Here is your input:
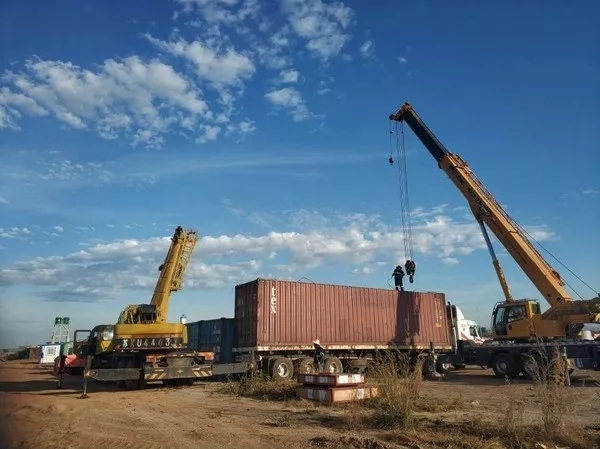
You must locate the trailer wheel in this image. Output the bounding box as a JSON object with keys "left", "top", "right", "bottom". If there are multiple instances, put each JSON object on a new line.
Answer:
{"left": 323, "top": 357, "right": 343, "bottom": 374}
{"left": 348, "top": 359, "right": 370, "bottom": 374}
{"left": 422, "top": 357, "right": 437, "bottom": 376}
{"left": 492, "top": 353, "right": 518, "bottom": 379}
{"left": 295, "top": 357, "right": 315, "bottom": 374}
{"left": 270, "top": 357, "right": 294, "bottom": 381}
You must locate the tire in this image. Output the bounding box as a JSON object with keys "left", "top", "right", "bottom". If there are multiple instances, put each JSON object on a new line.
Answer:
{"left": 295, "top": 357, "right": 315, "bottom": 375}
{"left": 436, "top": 360, "right": 452, "bottom": 374}
{"left": 348, "top": 359, "right": 369, "bottom": 374}
{"left": 323, "top": 357, "right": 343, "bottom": 374}
{"left": 422, "top": 357, "right": 437, "bottom": 376}
{"left": 492, "top": 353, "right": 518, "bottom": 379}
{"left": 269, "top": 357, "right": 294, "bottom": 381}
{"left": 521, "top": 351, "right": 543, "bottom": 381}
{"left": 452, "top": 363, "right": 466, "bottom": 370}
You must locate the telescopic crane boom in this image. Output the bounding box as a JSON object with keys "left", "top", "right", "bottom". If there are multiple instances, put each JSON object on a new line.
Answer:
{"left": 150, "top": 226, "right": 198, "bottom": 323}
{"left": 117, "top": 226, "right": 198, "bottom": 325}
{"left": 389, "top": 102, "right": 600, "bottom": 339}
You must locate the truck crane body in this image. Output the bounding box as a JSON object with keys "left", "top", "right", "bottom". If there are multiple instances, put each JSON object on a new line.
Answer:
{"left": 61, "top": 226, "right": 226, "bottom": 389}
{"left": 389, "top": 102, "right": 600, "bottom": 341}
{"left": 389, "top": 102, "right": 600, "bottom": 379}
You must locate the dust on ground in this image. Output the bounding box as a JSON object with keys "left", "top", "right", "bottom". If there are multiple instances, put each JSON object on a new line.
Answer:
{"left": 1, "top": 360, "right": 599, "bottom": 449}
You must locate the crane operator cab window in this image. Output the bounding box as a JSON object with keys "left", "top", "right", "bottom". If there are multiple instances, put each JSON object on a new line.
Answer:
{"left": 492, "top": 304, "right": 527, "bottom": 337}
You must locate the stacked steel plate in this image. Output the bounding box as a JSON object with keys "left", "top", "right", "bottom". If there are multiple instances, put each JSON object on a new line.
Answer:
{"left": 295, "top": 372, "right": 379, "bottom": 404}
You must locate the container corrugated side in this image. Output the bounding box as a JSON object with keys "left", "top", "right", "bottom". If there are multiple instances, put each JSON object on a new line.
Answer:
{"left": 185, "top": 318, "right": 236, "bottom": 363}
{"left": 234, "top": 278, "right": 451, "bottom": 351}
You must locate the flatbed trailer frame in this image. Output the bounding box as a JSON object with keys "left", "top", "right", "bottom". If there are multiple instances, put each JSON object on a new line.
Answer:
{"left": 234, "top": 342, "right": 456, "bottom": 381}
{"left": 445, "top": 339, "right": 600, "bottom": 379}
{"left": 81, "top": 355, "right": 254, "bottom": 384}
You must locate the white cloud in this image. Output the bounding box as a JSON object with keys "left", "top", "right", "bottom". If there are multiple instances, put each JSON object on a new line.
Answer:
{"left": 359, "top": 39, "right": 374, "bottom": 59}
{"left": 0, "top": 206, "right": 557, "bottom": 302}
{"left": 0, "top": 196, "right": 9, "bottom": 205}
{"left": 144, "top": 35, "right": 255, "bottom": 87}
{"left": 1, "top": 56, "right": 210, "bottom": 148}
{"left": 0, "top": 227, "right": 34, "bottom": 240}
{"left": 53, "top": 226, "right": 64, "bottom": 233}
{"left": 0, "top": 150, "right": 380, "bottom": 201}
{"left": 0, "top": 87, "right": 49, "bottom": 130}
{"left": 280, "top": 68, "right": 299, "bottom": 83}
{"left": 237, "top": 120, "right": 256, "bottom": 134}
{"left": 582, "top": 189, "right": 598, "bottom": 195}
{"left": 1, "top": 0, "right": 364, "bottom": 141}
{"left": 281, "top": 0, "right": 354, "bottom": 61}
{"left": 196, "top": 125, "right": 221, "bottom": 143}
{"left": 174, "top": 0, "right": 260, "bottom": 25}
{"left": 265, "top": 87, "right": 312, "bottom": 121}
{"left": 398, "top": 56, "right": 408, "bottom": 64}
{"left": 40, "top": 160, "right": 112, "bottom": 183}
{"left": 144, "top": 34, "right": 255, "bottom": 125}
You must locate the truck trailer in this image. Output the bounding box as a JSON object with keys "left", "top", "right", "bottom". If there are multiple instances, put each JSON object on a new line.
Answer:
{"left": 232, "top": 278, "right": 460, "bottom": 380}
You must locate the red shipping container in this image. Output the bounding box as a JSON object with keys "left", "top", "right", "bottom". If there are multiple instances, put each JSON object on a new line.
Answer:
{"left": 234, "top": 278, "right": 452, "bottom": 351}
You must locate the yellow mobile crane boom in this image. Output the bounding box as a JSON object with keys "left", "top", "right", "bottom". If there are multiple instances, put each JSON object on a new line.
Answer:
{"left": 117, "top": 226, "right": 198, "bottom": 325}
{"left": 389, "top": 102, "right": 600, "bottom": 340}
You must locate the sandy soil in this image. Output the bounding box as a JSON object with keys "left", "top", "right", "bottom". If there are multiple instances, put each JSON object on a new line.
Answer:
{"left": 1, "top": 360, "right": 599, "bottom": 449}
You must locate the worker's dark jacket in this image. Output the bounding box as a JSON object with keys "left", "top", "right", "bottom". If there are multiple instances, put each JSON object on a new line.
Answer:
{"left": 392, "top": 267, "right": 404, "bottom": 285}
{"left": 314, "top": 344, "right": 325, "bottom": 366}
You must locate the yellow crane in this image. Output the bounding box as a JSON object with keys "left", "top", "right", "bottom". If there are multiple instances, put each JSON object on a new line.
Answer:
{"left": 389, "top": 102, "right": 600, "bottom": 341}
{"left": 72, "top": 226, "right": 206, "bottom": 389}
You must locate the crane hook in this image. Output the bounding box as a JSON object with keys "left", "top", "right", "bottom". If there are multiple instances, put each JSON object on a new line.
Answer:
{"left": 388, "top": 155, "right": 394, "bottom": 165}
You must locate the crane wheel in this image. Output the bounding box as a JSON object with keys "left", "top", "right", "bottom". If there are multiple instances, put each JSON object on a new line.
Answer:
{"left": 491, "top": 353, "right": 518, "bottom": 379}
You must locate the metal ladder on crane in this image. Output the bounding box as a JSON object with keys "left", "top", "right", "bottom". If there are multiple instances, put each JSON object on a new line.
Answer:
{"left": 170, "top": 232, "right": 198, "bottom": 291}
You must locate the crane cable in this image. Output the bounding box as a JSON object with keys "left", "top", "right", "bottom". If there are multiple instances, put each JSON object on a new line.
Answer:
{"left": 389, "top": 120, "right": 416, "bottom": 283}
{"left": 518, "top": 225, "right": 599, "bottom": 299}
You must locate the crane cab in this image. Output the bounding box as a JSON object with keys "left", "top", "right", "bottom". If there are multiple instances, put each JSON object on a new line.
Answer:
{"left": 118, "top": 304, "right": 158, "bottom": 325}
{"left": 72, "top": 325, "right": 116, "bottom": 357}
{"left": 491, "top": 299, "right": 542, "bottom": 340}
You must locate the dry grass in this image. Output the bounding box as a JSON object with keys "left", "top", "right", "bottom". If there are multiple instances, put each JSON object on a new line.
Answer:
{"left": 217, "top": 371, "right": 298, "bottom": 400}
{"left": 216, "top": 350, "right": 600, "bottom": 449}
{"left": 361, "top": 351, "right": 424, "bottom": 429}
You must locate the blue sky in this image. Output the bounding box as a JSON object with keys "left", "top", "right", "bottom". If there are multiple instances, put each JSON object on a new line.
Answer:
{"left": 0, "top": 0, "right": 598, "bottom": 348}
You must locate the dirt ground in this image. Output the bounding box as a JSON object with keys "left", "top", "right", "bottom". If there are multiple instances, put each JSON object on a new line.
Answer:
{"left": 1, "top": 361, "right": 600, "bottom": 449}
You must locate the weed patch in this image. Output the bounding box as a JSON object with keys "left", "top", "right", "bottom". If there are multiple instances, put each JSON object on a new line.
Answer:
{"left": 217, "top": 372, "right": 297, "bottom": 400}
{"left": 361, "top": 351, "right": 424, "bottom": 429}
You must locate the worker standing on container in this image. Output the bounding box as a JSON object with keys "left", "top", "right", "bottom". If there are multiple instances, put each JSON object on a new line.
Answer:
{"left": 392, "top": 265, "right": 405, "bottom": 291}
{"left": 312, "top": 339, "right": 325, "bottom": 372}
